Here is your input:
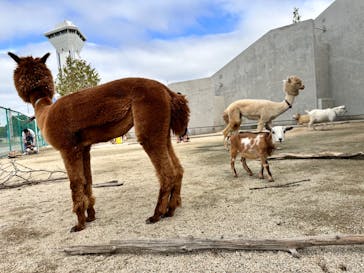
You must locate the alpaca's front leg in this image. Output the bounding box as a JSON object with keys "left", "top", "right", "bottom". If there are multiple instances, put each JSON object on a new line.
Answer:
{"left": 61, "top": 149, "right": 88, "bottom": 232}
{"left": 257, "top": 119, "right": 265, "bottom": 132}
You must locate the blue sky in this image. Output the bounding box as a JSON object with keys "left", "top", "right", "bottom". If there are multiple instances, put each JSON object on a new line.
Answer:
{"left": 0, "top": 0, "right": 334, "bottom": 114}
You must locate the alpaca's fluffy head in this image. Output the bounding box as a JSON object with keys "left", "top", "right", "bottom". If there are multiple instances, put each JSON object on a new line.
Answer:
{"left": 284, "top": 76, "right": 305, "bottom": 96}
{"left": 8, "top": 52, "right": 54, "bottom": 103}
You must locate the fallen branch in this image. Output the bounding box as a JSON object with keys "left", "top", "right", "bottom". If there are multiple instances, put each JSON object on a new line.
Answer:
{"left": 64, "top": 234, "right": 364, "bottom": 257}
{"left": 0, "top": 177, "right": 67, "bottom": 190}
{"left": 93, "top": 180, "right": 124, "bottom": 188}
{"left": 270, "top": 151, "right": 364, "bottom": 160}
{"left": 0, "top": 160, "right": 67, "bottom": 189}
{"left": 249, "top": 179, "right": 310, "bottom": 190}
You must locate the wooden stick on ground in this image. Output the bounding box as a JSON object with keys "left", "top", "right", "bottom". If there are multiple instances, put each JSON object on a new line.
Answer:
{"left": 249, "top": 179, "right": 311, "bottom": 190}
{"left": 93, "top": 180, "right": 124, "bottom": 188}
{"left": 64, "top": 234, "right": 364, "bottom": 257}
{"left": 270, "top": 151, "right": 364, "bottom": 160}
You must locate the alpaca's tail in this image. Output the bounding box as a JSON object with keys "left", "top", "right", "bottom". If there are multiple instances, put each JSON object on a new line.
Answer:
{"left": 223, "top": 111, "right": 229, "bottom": 124}
{"left": 169, "top": 90, "right": 190, "bottom": 136}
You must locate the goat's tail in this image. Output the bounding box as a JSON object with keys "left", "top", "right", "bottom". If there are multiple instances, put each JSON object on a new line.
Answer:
{"left": 265, "top": 132, "right": 276, "bottom": 156}
{"left": 169, "top": 90, "right": 190, "bottom": 136}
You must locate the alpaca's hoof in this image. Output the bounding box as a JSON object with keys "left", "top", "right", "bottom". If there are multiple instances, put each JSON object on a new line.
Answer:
{"left": 146, "top": 216, "right": 160, "bottom": 224}
{"left": 70, "top": 224, "right": 85, "bottom": 232}
{"left": 268, "top": 178, "right": 274, "bottom": 182}
{"left": 86, "top": 216, "right": 96, "bottom": 222}
{"left": 163, "top": 210, "right": 174, "bottom": 218}
{"left": 248, "top": 172, "right": 253, "bottom": 176}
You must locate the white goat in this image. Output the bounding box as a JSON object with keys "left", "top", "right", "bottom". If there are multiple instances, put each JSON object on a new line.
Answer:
{"left": 271, "top": 126, "right": 294, "bottom": 143}
{"left": 306, "top": 105, "right": 346, "bottom": 130}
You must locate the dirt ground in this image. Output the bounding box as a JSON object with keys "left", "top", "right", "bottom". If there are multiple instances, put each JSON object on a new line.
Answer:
{"left": 1, "top": 121, "right": 364, "bottom": 273}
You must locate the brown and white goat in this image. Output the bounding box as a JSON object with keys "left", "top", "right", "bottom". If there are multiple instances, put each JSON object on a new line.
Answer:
{"left": 229, "top": 132, "right": 276, "bottom": 182}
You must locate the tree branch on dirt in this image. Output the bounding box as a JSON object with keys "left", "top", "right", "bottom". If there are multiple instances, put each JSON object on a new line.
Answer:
{"left": 92, "top": 180, "right": 124, "bottom": 188}
{"left": 0, "top": 160, "right": 67, "bottom": 189}
{"left": 249, "top": 179, "right": 310, "bottom": 190}
{"left": 63, "top": 234, "right": 364, "bottom": 257}
{"left": 270, "top": 151, "right": 364, "bottom": 160}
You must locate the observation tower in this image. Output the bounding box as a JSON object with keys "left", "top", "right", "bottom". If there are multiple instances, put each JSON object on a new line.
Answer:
{"left": 44, "top": 20, "right": 86, "bottom": 71}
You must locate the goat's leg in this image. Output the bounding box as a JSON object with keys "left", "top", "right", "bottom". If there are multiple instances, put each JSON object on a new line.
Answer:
{"left": 82, "top": 145, "right": 96, "bottom": 222}
{"left": 163, "top": 139, "right": 183, "bottom": 218}
{"left": 230, "top": 151, "right": 238, "bottom": 177}
{"left": 260, "top": 158, "right": 274, "bottom": 182}
{"left": 241, "top": 157, "right": 253, "bottom": 176}
{"left": 61, "top": 148, "right": 88, "bottom": 232}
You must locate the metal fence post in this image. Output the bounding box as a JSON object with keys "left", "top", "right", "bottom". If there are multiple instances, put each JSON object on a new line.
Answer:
{"left": 5, "top": 108, "right": 12, "bottom": 151}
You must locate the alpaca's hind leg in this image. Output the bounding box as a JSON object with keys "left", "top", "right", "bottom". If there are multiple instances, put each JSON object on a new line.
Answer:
{"left": 163, "top": 140, "right": 183, "bottom": 218}
{"left": 223, "top": 108, "right": 241, "bottom": 139}
{"left": 141, "top": 141, "right": 175, "bottom": 224}
{"left": 82, "top": 145, "right": 96, "bottom": 222}
{"left": 61, "top": 148, "right": 88, "bottom": 232}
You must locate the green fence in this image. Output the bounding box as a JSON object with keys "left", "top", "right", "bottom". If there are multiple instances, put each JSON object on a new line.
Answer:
{"left": 0, "top": 106, "right": 47, "bottom": 157}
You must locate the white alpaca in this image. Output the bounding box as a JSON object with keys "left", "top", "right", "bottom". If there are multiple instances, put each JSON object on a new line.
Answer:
{"left": 306, "top": 105, "right": 346, "bottom": 130}
{"left": 222, "top": 76, "right": 305, "bottom": 139}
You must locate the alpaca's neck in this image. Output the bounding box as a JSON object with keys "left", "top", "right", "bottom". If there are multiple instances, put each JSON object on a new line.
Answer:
{"left": 272, "top": 94, "right": 296, "bottom": 117}
{"left": 284, "top": 93, "right": 296, "bottom": 106}
{"left": 30, "top": 94, "right": 52, "bottom": 130}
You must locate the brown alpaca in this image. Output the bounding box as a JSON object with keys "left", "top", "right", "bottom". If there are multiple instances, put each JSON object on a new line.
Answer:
{"left": 8, "top": 52, "right": 190, "bottom": 232}
{"left": 222, "top": 76, "right": 305, "bottom": 139}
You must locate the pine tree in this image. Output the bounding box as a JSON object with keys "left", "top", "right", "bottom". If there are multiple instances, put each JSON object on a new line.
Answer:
{"left": 56, "top": 56, "right": 101, "bottom": 96}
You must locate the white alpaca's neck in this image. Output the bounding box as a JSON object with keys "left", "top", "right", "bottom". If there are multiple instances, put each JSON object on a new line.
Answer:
{"left": 284, "top": 93, "right": 295, "bottom": 106}
{"left": 271, "top": 94, "right": 296, "bottom": 118}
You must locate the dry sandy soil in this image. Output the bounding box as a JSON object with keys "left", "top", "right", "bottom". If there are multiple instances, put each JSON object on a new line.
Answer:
{"left": 1, "top": 121, "right": 364, "bottom": 273}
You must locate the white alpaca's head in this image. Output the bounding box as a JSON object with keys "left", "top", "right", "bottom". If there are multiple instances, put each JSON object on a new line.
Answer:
{"left": 283, "top": 76, "right": 305, "bottom": 96}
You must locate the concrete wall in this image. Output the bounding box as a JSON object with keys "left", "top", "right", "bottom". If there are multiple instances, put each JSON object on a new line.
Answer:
{"left": 168, "top": 0, "right": 364, "bottom": 134}
{"left": 314, "top": 0, "right": 364, "bottom": 115}
{"left": 211, "top": 20, "right": 318, "bottom": 125}
{"left": 169, "top": 78, "right": 222, "bottom": 134}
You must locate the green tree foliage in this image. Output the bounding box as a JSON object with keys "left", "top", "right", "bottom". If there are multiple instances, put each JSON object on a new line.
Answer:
{"left": 56, "top": 56, "right": 101, "bottom": 96}
{"left": 293, "top": 7, "right": 301, "bottom": 24}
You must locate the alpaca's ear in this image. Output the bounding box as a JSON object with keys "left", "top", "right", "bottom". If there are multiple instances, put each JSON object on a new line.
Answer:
{"left": 287, "top": 77, "right": 292, "bottom": 83}
{"left": 40, "top": 53, "right": 50, "bottom": 63}
{"left": 8, "top": 52, "right": 21, "bottom": 63}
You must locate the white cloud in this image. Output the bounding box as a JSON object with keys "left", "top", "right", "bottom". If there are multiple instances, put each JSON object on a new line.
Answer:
{"left": 1, "top": 0, "right": 335, "bottom": 113}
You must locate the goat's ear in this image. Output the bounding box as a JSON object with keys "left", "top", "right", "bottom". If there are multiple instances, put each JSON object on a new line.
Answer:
{"left": 8, "top": 52, "right": 21, "bottom": 63}
{"left": 287, "top": 77, "right": 292, "bottom": 83}
{"left": 40, "top": 52, "right": 50, "bottom": 63}
{"left": 284, "top": 126, "right": 294, "bottom": 132}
